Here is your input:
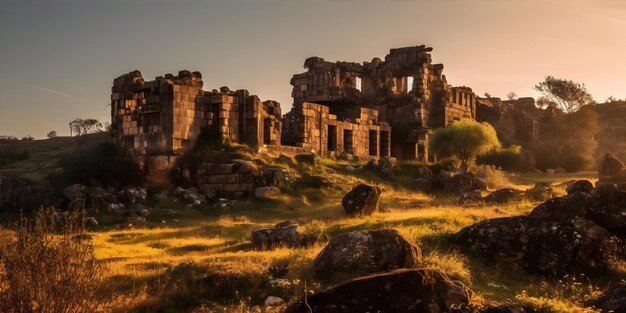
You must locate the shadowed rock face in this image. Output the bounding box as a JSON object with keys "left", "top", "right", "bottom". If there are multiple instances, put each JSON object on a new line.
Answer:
{"left": 251, "top": 225, "right": 301, "bottom": 251}
{"left": 530, "top": 185, "right": 626, "bottom": 237}
{"left": 596, "top": 282, "right": 626, "bottom": 313}
{"left": 341, "top": 184, "right": 382, "bottom": 216}
{"left": 286, "top": 269, "right": 471, "bottom": 313}
{"left": 454, "top": 216, "right": 621, "bottom": 275}
{"left": 313, "top": 229, "right": 421, "bottom": 280}
{"left": 484, "top": 188, "right": 524, "bottom": 204}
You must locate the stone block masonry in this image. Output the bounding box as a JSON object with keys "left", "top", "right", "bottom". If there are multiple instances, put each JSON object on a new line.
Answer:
{"left": 111, "top": 70, "right": 281, "bottom": 183}
{"left": 111, "top": 45, "right": 536, "bottom": 184}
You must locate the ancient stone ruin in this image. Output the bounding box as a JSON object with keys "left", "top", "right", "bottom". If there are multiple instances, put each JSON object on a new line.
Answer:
{"left": 111, "top": 45, "right": 548, "bottom": 183}
{"left": 111, "top": 70, "right": 281, "bottom": 181}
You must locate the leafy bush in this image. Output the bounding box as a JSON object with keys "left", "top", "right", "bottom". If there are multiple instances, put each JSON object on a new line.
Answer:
{"left": 430, "top": 119, "right": 501, "bottom": 167}
{"left": 0, "top": 208, "right": 104, "bottom": 312}
{"left": 57, "top": 137, "right": 141, "bottom": 187}
{"left": 476, "top": 145, "right": 528, "bottom": 172}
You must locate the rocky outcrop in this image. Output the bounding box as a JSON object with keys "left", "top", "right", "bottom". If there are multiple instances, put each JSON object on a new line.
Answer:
{"left": 286, "top": 269, "right": 471, "bottom": 313}
{"left": 454, "top": 216, "right": 621, "bottom": 275}
{"left": 312, "top": 229, "right": 421, "bottom": 279}
{"left": 530, "top": 184, "right": 626, "bottom": 237}
{"left": 341, "top": 184, "right": 382, "bottom": 216}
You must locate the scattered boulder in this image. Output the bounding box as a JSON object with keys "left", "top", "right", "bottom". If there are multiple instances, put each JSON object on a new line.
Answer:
{"left": 254, "top": 186, "right": 281, "bottom": 199}
{"left": 264, "top": 296, "right": 285, "bottom": 307}
{"left": 484, "top": 188, "right": 524, "bottom": 204}
{"left": 366, "top": 157, "right": 396, "bottom": 179}
{"left": 458, "top": 190, "right": 483, "bottom": 205}
{"left": 565, "top": 180, "right": 593, "bottom": 195}
{"left": 118, "top": 186, "right": 147, "bottom": 204}
{"left": 263, "top": 168, "right": 295, "bottom": 188}
{"left": 276, "top": 153, "right": 297, "bottom": 167}
{"left": 286, "top": 269, "right": 471, "bottom": 313}
{"left": 596, "top": 281, "right": 626, "bottom": 313}
{"left": 312, "top": 229, "right": 421, "bottom": 279}
{"left": 443, "top": 172, "right": 487, "bottom": 195}
{"left": 454, "top": 216, "right": 621, "bottom": 275}
{"left": 341, "top": 184, "right": 382, "bottom": 216}
{"left": 525, "top": 183, "right": 553, "bottom": 202}
{"left": 294, "top": 153, "right": 317, "bottom": 165}
{"left": 62, "top": 183, "right": 87, "bottom": 201}
{"left": 174, "top": 187, "right": 206, "bottom": 205}
{"left": 251, "top": 225, "right": 301, "bottom": 250}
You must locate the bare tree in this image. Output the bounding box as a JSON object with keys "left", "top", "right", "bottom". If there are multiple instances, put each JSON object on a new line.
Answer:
{"left": 69, "top": 119, "right": 103, "bottom": 136}
{"left": 534, "top": 76, "right": 594, "bottom": 113}
{"left": 507, "top": 92, "right": 517, "bottom": 101}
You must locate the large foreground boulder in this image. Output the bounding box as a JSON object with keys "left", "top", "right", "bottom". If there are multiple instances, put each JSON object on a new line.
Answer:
{"left": 454, "top": 216, "right": 621, "bottom": 275}
{"left": 286, "top": 269, "right": 471, "bottom": 313}
{"left": 530, "top": 185, "right": 626, "bottom": 237}
{"left": 596, "top": 282, "right": 626, "bottom": 313}
{"left": 341, "top": 184, "right": 382, "bottom": 216}
{"left": 313, "top": 229, "right": 421, "bottom": 279}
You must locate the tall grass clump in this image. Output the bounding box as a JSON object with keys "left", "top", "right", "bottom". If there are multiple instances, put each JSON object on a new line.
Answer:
{"left": 0, "top": 208, "right": 104, "bottom": 313}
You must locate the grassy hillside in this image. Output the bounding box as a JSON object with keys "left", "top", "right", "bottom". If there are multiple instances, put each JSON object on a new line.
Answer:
{"left": 0, "top": 137, "right": 618, "bottom": 312}
{"left": 87, "top": 151, "right": 616, "bottom": 313}
{"left": 0, "top": 133, "right": 111, "bottom": 181}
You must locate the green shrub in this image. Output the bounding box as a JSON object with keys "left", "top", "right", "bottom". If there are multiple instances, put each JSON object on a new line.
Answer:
{"left": 476, "top": 145, "right": 527, "bottom": 172}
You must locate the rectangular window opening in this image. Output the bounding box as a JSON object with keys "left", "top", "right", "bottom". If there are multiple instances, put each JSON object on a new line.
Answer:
{"left": 343, "top": 130, "right": 353, "bottom": 154}
{"left": 327, "top": 125, "right": 337, "bottom": 151}
{"left": 369, "top": 130, "right": 378, "bottom": 156}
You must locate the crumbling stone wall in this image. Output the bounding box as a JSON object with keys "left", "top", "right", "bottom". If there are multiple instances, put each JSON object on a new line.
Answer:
{"left": 476, "top": 97, "right": 554, "bottom": 145}
{"left": 282, "top": 102, "right": 391, "bottom": 158}
{"left": 287, "top": 45, "right": 477, "bottom": 161}
{"left": 111, "top": 70, "right": 281, "bottom": 183}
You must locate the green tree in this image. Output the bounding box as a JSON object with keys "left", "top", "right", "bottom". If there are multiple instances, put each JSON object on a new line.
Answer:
{"left": 531, "top": 76, "right": 599, "bottom": 171}
{"left": 430, "top": 119, "right": 501, "bottom": 169}
{"left": 534, "top": 76, "right": 595, "bottom": 113}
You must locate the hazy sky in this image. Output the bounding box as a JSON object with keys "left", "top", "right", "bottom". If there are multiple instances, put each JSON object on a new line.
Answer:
{"left": 1, "top": 0, "right": 625, "bottom": 138}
